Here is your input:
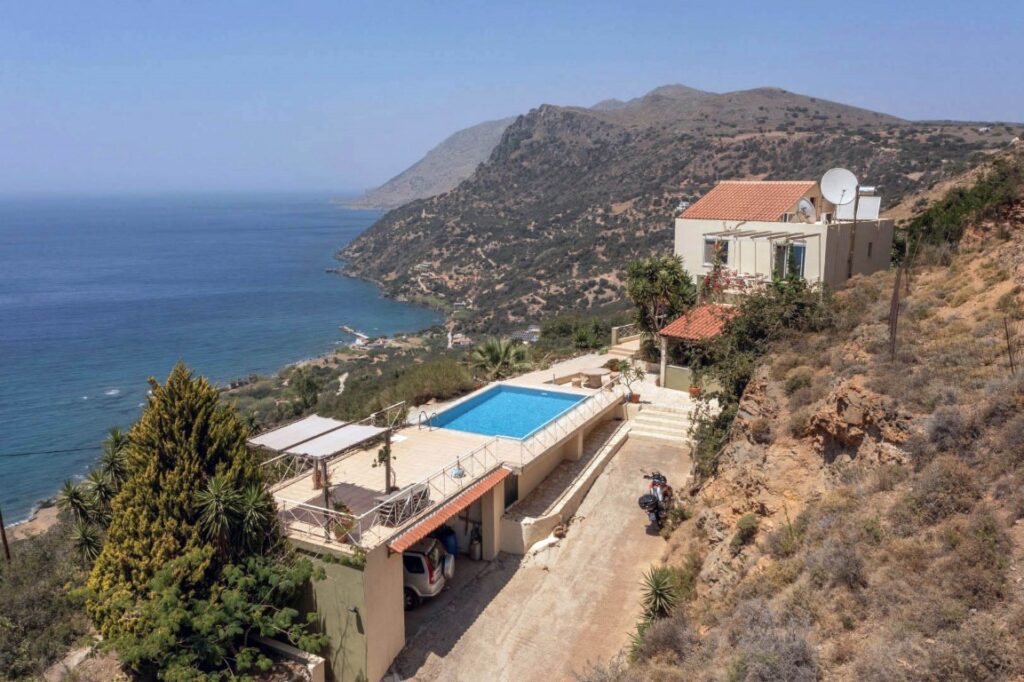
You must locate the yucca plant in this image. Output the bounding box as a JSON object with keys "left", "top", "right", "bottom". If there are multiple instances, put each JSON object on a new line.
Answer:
{"left": 56, "top": 479, "right": 93, "bottom": 523}
{"left": 83, "top": 469, "right": 116, "bottom": 527}
{"left": 640, "top": 566, "right": 680, "bottom": 621}
{"left": 69, "top": 518, "right": 103, "bottom": 564}
{"left": 195, "top": 475, "right": 242, "bottom": 556}
{"left": 98, "top": 426, "right": 131, "bottom": 487}
{"left": 237, "top": 483, "right": 276, "bottom": 553}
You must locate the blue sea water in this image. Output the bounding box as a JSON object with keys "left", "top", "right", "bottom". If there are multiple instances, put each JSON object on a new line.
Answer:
{"left": 0, "top": 194, "right": 440, "bottom": 524}
{"left": 431, "top": 385, "right": 585, "bottom": 439}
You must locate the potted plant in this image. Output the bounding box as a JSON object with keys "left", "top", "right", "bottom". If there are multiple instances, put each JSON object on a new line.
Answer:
{"left": 331, "top": 500, "right": 356, "bottom": 542}
{"left": 689, "top": 384, "right": 702, "bottom": 398}
{"left": 620, "top": 362, "right": 646, "bottom": 403}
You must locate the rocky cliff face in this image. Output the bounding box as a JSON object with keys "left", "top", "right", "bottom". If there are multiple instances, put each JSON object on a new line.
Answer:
{"left": 342, "top": 86, "right": 1020, "bottom": 330}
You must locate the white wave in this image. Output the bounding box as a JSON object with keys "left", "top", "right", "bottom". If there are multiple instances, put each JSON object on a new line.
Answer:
{"left": 104, "top": 388, "right": 121, "bottom": 396}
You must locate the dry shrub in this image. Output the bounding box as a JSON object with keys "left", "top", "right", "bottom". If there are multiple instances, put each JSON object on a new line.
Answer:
{"left": 789, "top": 408, "right": 811, "bottom": 437}
{"left": 872, "top": 463, "right": 909, "bottom": 492}
{"left": 632, "top": 613, "right": 697, "bottom": 664}
{"left": 806, "top": 539, "right": 866, "bottom": 589}
{"left": 926, "top": 405, "right": 973, "bottom": 452}
{"left": 725, "top": 600, "right": 818, "bottom": 682}
{"left": 942, "top": 509, "right": 1010, "bottom": 608}
{"left": 913, "top": 614, "right": 1017, "bottom": 681}
{"left": 788, "top": 386, "right": 814, "bottom": 410}
{"left": 749, "top": 417, "right": 772, "bottom": 445}
{"left": 783, "top": 366, "right": 813, "bottom": 395}
{"left": 890, "top": 455, "right": 980, "bottom": 533}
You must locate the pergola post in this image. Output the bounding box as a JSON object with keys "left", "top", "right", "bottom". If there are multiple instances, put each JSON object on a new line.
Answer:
{"left": 659, "top": 335, "right": 668, "bottom": 388}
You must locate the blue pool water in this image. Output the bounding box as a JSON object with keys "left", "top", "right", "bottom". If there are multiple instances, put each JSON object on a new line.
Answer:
{"left": 431, "top": 385, "right": 586, "bottom": 439}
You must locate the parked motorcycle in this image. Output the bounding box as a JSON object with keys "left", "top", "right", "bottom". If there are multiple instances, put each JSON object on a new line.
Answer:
{"left": 638, "top": 471, "right": 674, "bottom": 530}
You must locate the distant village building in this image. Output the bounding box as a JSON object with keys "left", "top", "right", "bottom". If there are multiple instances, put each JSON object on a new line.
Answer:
{"left": 674, "top": 179, "right": 893, "bottom": 290}
{"left": 510, "top": 325, "right": 542, "bottom": 344}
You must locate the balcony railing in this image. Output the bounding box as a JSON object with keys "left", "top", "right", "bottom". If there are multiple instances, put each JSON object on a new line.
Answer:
{"left": 611, "top": 323, "right": 641, "bottom": 346}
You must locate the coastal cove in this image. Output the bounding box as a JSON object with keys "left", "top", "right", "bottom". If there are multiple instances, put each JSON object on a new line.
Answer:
{"left": 0, "top": 194, "right": 440, "bottom": 525}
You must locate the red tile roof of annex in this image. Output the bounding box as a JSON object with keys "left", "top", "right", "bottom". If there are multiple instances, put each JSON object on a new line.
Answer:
{"left": 387, "top": 467, "right": 510, "bottom": 554}
{"left": 680, "top": 180, "right": 816, "bottom": 222}
{"left": 659, "top": 304, "right": 741, "bottom": 341}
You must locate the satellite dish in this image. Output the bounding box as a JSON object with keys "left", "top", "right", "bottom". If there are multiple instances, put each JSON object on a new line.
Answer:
{"left": 820, "top": 168, "right": 859, "bottom": 206}
{"left": 796, "top": 198, "right": 817, "bottom": 223}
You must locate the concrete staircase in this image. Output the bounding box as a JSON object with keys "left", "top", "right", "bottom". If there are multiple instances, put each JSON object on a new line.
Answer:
{"left": 629, "top": 404, "right": 691, "bottom": 445}
{"left": 608, "top": 337, "right": 641, "bottom": 359}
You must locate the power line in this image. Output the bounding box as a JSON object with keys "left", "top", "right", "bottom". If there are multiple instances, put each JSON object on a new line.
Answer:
{"left": 0, "top": 446, "right": 98, "bottom": 459}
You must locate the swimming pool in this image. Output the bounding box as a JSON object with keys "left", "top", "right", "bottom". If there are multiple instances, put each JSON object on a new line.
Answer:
{"left": 431, "top": 385, "right": 586, "bottom": 439}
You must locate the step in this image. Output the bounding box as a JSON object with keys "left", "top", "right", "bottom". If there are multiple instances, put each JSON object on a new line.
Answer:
{"left": 629, "top": 429, "right": 691, "bottom": 445}
{"left": 632, "top": 413, "right": 688, "bottom": 429}
{"left": 608, "top": 347, "right": 637, "bottom": 358}
{"left": 630, "top": 421, "right": 689, "bottom": 438}
{"left": 640, "top": 405, "right": 694, "bottom": 418}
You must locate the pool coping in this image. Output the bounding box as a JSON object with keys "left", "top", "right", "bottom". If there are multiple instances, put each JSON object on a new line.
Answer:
{"left": 426, "top": 382, "right": 591, "bottom": 441}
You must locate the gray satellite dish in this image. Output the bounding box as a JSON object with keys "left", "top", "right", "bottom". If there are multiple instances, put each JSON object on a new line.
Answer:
{"left": 796, "top": 198, "right": 816, "bottom": 223}
{"left": 820, "top": 168, "right": 858, "bottom": 206}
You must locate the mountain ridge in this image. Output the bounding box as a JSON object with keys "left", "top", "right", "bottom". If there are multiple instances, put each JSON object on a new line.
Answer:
{"left": 341, "top": 84, "right": 1020, "bottom": 331}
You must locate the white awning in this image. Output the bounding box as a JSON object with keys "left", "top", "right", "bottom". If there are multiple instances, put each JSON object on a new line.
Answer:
{"left": 247, "top": 414, "right": 347, "bottom": 452}
{"left": 285, "top": 424, "right": 387, "bottom": 460}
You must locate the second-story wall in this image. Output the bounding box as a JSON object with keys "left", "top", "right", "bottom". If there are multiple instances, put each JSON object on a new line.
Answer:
{"left": 674, "top": 218, "right": 893, "bottom": 288}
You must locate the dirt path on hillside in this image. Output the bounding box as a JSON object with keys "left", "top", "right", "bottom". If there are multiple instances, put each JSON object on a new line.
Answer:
{"left": 394, "top": 438, "right": 691, "bottom": 682}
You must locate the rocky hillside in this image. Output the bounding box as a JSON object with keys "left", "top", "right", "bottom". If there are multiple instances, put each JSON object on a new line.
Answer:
{"left": 345, "top": 117, "right": 515, "bottom": 210}
{"left": 341, "top": 85, "right": 1021, "bottom": 330}
{"left": 587, "top": 147, "right": 1024, "bottom": 681}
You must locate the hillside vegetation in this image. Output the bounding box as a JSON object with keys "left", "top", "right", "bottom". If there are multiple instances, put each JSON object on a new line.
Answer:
{"left": 586, "top": 145, "right": 1024, "bottom": 681}
{"left": 342, "top": 84, "right": 1021, "bottom": 331}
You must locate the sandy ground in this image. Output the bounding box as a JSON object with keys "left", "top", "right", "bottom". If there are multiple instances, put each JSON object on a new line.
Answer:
{"left": 8, "top": 504, "right": 59, "bottom": 541}
{"left": 394, "top": 437, "right": 691, "bottom": 682}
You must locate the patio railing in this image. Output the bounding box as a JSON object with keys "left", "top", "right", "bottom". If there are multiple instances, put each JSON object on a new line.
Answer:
{"left": 611, "top": 323, "right": 641, "bottom": 346}
{"left": 273, "top": 437, "right": 502, "bottom": 549}
{"left": 510, "top": 377, "right": 624, "bottom": 466}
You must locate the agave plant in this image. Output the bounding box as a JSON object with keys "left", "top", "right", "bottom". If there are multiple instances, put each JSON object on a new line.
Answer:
{"left": 640, "top": 566, "right": 680, "bottom": 621}
{"left": 469, "top": 337, "right": 530, "bottom": 380}
{"left": 57, "top": 479, "right": 93, "bottom": 523}
{"left": 69, "top": 518, "right": 103, "bottom": 563}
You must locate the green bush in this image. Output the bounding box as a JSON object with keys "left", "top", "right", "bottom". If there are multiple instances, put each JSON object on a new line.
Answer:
{"left": 784, "top": 367, "right": 814, "bottom": 396}
{"left": 731, "top": 513, "right": 760, "bottom": 553}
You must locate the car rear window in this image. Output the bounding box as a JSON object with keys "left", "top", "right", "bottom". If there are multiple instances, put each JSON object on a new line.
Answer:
{"left": 403, "top": 555, "right": 425, "bottom": 574}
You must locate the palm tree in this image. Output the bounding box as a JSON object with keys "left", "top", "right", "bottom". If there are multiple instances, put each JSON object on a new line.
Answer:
{"left": 69, "top": 519, "right": 103, "bottom": 563}
{"left": 195, "top": 475, "right": 242, "bottom": 555}
{"left": 625, "top": 255, "right": 697, "bottom": 335}
{"left": 57, "top": 479, "right": 93, "bottom": 522}
{"left": 469, "top": 338, "right": 530, "bottom": 380}
{"left": 98, "top": 426, "right": 130, "bottom": 487}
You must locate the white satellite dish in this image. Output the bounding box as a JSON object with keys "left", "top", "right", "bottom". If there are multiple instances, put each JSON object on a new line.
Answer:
{"left": 796, "top": 198, "right": 817, "bottom": 223}
{"left": 820, "top": 167, "right": 859, "bottom": 206}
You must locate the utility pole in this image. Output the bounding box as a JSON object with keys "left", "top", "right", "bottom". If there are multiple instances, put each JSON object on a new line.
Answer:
{"left": 0, "top": 504, "right": 11, "bottom": 563}
{"left": 1006, "top": 316, "right": 1018, "bottom": 376}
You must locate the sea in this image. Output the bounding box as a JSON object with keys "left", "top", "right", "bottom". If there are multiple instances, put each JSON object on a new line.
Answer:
{"left": 0, "top": 194, "right": 440, "bottom": 525}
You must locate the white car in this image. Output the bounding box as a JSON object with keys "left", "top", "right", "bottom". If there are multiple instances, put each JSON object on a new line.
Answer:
{"left": 402, "top": 538, "right": 454, "bottom": 610}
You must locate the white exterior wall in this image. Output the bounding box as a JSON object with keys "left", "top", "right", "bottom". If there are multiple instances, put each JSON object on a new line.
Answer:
{"left": 674, "top": 217, "right": 894, "bottom": 288}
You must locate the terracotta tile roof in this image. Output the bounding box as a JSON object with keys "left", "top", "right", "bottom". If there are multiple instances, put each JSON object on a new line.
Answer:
{"left": 659, "top": 304, "right": 741, "bottom": 341}
{"left": 388, "top": 467, "right": 510, "bottom": 554}
{"left": 680, "top": 181, "right": 816, "bottom": 222}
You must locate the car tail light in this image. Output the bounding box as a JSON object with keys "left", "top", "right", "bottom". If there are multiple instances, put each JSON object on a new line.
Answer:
{"left": 427, "top": 558, "right": 437, "bottom": 584}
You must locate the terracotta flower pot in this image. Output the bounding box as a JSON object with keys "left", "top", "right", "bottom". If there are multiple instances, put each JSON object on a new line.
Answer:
{"left": 629, "top": 393, "right": 641, "bottom": 404}
{"left": 689, "top": 385, "right": 702, "bottom": 398}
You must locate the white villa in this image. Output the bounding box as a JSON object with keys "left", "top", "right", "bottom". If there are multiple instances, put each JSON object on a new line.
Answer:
{"left": 674, "top": 179, "right": 893, "bottom": 289}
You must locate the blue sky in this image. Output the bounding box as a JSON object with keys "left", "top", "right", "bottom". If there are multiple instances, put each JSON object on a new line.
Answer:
{"left": 2, "top": 1, "right": 1021, "bottom": 195}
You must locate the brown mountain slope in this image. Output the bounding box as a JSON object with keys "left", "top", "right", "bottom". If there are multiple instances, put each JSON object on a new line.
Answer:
{"left": 342, "top": 86, "right": 1021, "bottom": 330}
{"left": 345, "top": 116, "right": 516, "bottom": 210}
{"left": 586, "top": 153, "right": 1024, "bottom": 681}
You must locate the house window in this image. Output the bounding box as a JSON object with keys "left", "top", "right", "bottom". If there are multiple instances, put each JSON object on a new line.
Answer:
{"left": 773, "top": 243, "right": 806, "bottom": 278}
{"left": 703, "top": 238, "right": 729, "bottom": 267}
{"left": 867, "top": 242, "right": 873, "bottom": 258}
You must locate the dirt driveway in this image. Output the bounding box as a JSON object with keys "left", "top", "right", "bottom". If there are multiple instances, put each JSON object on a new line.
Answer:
{"left": 394, "top": 437, "right": 691, "bottom": 681}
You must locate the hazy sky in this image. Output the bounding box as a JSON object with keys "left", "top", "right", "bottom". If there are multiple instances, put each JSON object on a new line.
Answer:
{"left": 2, "top": 1, "right": 1021, "bottom": 195}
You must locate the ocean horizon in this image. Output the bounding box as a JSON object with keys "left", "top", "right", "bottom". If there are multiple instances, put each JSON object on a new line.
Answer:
{"left": 0, "top": 193, "right": 440, "bottom": 524}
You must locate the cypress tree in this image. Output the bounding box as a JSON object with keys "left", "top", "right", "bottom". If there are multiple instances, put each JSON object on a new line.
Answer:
{"left": 86, "top": 362, "right": 263, "bottom": 639}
